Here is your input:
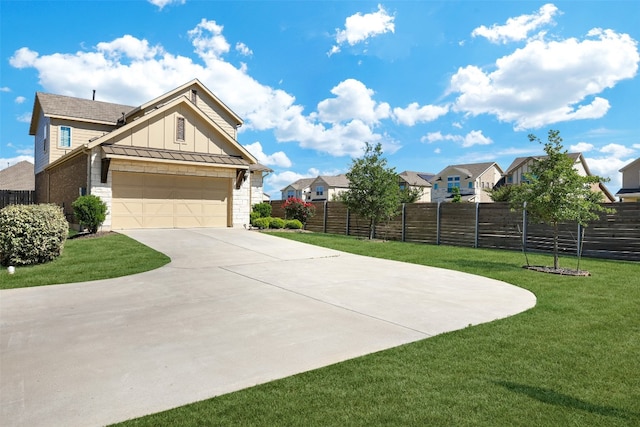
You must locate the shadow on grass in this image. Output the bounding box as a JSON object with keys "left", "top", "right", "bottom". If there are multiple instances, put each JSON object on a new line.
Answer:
{"left": 494, "top": 380, "right": 637, "bottom": 420}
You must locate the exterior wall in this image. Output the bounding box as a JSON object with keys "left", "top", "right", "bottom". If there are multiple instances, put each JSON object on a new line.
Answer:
{"left": 250, "top": 171, "right": 265, "bottom": 206}
{"left": 34, "top": 171, "right": 49, "bottom": 203}
{"left": 34, "top": 111, "right": 49, "bottom": 174}
{"left": 621, "top": 162, "right": 640, "bottom": 188}
{"left": 46, "top": 153, "right": 89, "bottom": 222}
{"left": 476, "top": 167, "right": 502, "bottom": 203}
{"left": 185, "top": 87, "right": 238, "bottom": 139}
{"left": 431, "top": 166, "right": 501, "bottom": 203}
{"left": 233, "top": 173, "right": 251, "bottom": 228}
{"left": 89, "top": 147, "right": 113, "bottom": 230}
{"left": 509, "top": 158, "right": 585, "bottom": 185}
{"left": 47, "top": 118, "right": 113, "bottom": 172}
{"left": 327, "top": 187, "right": 348, "bottom": 201}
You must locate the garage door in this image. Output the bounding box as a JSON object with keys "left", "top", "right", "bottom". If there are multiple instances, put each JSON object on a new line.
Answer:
{"left": 111, "top": 172, "right": 229, "bottom": 229}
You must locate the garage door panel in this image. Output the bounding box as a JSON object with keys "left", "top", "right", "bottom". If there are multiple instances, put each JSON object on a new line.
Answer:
{"left": 111, "top": 171, "right": 230, "bottom": 229}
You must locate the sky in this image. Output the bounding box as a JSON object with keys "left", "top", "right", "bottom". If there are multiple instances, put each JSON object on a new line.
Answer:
{"left": 1, "top": 0, "right": 639, "bottom": 198}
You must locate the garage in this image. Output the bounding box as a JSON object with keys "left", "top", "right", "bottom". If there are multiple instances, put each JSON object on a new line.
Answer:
{"left": 111, "top": 171, "right": 230, "bottom": 229}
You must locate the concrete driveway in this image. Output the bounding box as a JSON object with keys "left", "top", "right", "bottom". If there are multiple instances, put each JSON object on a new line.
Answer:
{"left": 1, "top": 228, "right": 536, "bottom": 426}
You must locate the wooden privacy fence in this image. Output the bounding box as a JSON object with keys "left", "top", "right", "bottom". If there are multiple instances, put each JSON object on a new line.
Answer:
{"left": 0, "top": 190, "right": 36, "bottom": 209}
{"left": 270, "top": 201, "right": 640, "bottom": 261}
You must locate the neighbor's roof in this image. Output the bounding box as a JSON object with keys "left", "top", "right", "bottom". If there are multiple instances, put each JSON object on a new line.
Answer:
{"left": 249, "top": 163, "right": 273, "bottom": 173}
{"left": 619, "top": 157, "right": 640, "bottom": 172}
{"left": 281, "top": 177, "right": 315, "bottom": 191}
{"left": 315, "top": 174, "right": 350, "bottom": 187}
{"left": 399, "top": 170, "right": 434, "bottom": 187}
{"left": 432, "top": 162, "right": 501, "bottom": 181}
{"left": 30, "top": 92, "right": 134, "bottom": 135}
{"left": 504, "top": 153, "right": 583, "bottom": 175}
{"left": 0, "top": 160, "right": 34, "bottom": 190}
{"left": 102, "top": 145, "right": 250, "bottom": 167}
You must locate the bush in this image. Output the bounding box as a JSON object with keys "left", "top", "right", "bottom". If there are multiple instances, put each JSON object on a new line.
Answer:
{"left": 250, "top": 211, "right": 261, "bottom": 226}
{"left": 253, "top": 217, "right": 271, "bottom": 229}
{"left": 285, "top": 219, "right": 303, "bottom": 229}
{"left": 252, "top": 202, "right": 272, "bottom": 219}
{"left": 282, "top": 197, "right": 315, "bottom": 224}
{"left": 72, "top": 195, "right": 107, "bottom": 233}
{"left": 269, "top": 217, "right": 286, "bottom": 229}
{"left": 0, "top": 204, "right": 69, "bottom": 266}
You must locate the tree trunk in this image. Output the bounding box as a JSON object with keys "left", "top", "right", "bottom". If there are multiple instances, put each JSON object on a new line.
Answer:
{"left": 369, "top": 218, "right": 375, "bottom": 240}
{"left": 553, "top": 222, "right": 559, "bottom": 269}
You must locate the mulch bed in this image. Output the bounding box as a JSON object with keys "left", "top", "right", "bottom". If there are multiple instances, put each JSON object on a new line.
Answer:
{"left": 523, "top": 265, "right": 591, "bottom": 276}
{"left": 69, "top": 231, "right": 115, "bottom": 240}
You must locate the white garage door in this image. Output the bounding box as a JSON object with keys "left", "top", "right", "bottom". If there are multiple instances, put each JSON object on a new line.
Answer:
{"left": 111, "top": 172, "right": 229, "bottom": 229}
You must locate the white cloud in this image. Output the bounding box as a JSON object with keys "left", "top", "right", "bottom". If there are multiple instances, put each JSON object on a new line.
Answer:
{"left": 97, "top": 35, "right": 163, "bottom": 60}
{"left": 600, "top": 143, "right": 635, "bottom": 158}
{"left": 15, "top": 96, "right": 26, "bottom": 104}
{"left": 17, "top": 112, "right": 31, "bottom": 123}
{"left": 188, "top": 19, "right": 231, "bottom": 59}
{"left": 393, "top": 102, "right": 449, "bottom": 126}
{"left": 421, "top": 130, "right": 492, "bottom": 147}
{"left": 329, "top": 4, "right": 395, "bottom": 55}
{"left": 1, "top": 87, "right": 11, "bottom": 92}
{"left": 570, "top": 142, "right": 595, "bottom": 152}
{"left": 450, "top": 28, "right": 639, "bottom": 130}
{"left": 472, "top": 3, "right": 559, "bottom": 44}
{"left": 235, "top": 42, "right": 253, "bottom": 56}
{"left": 633, "top": 144, "right": 640, "bottom": 150}
{"left": 148, "top": 0, "right": 185, "bottom": 10}
{"left": 243, "top": 141, "right": 291, "bottom": 168}
{"left": 316, "top": 79, "right": 391, "bottom": 125}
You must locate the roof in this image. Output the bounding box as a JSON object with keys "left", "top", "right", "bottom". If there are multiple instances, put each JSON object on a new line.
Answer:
{"left": 102, "top": 145, "right": 250, "bottom": 167}
{"left": 282, "top": 177, "right": 315, "bottom": 191}
{"left": 399, "top": 170, "right": 434, "bottom": 187}
{"left": 249, "top": 163, "right": 273, "bottom": 173}
{"left": 619, "top": 157, "right": 640, "bottom": 172}
{"left": 30, "top": 92, "right": 134, "bottom": 135}
{"left": 315, "top": 174, "right": 350, "bottom": 187}
{"left": 0, "top": 161, "right": 34, "bottom": 190}
{"left": 432, "top": 162, "right": 501, "bottom": 181}
{"left": 504, "top": 153, "right": 583, "bottom": 175}
{"left": 615, "top": 188, "right": 640, "bottom": 195}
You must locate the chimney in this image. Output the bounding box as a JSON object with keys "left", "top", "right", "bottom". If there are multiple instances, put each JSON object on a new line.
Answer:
{"left": 92, "top": 90, "right": 96, "bottom": 101}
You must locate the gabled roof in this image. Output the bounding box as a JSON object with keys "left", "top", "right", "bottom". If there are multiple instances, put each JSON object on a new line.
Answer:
{"left": 29, "top": 92, "right": 134, "bottom": 135}
{"left": 0, "top": 161, "right": 34, "bottom": 190}
{"left": 432, "top": 162, "right": 502, "bottom": 182}
{"left": 619, "top": 157, "right": 640, "bottom": 172}
{"left": 399, "top": 170, "right": 434, "bottom": 187}
{"left": 504, "top": 153, "right": 583, "bottom": 175}
{"left": 314, "top": 174, "right": 350, "bottom": 188}
{"left": 281, "top": 177, "right": 315, "bottom": 191}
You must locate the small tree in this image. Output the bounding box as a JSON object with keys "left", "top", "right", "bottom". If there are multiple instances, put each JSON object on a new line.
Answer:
{"left": 399, "top": 186, "right": 423, "bottom": 203}
{"left": 450, "top": 186, "right": 462, "bottom": 203}
{"left": 509, "top": 130, "right": 613, "bottom": 270}
{"left": 340, "top": 142, "right": 400, "bottom": 239}
{"left": 72, "top": 195, "right": 107, "bottom": 233}
{"left": 486, "top": 184, "right": 516, "bottom": 202}
{"left": 282, "top": 197, "right": 315, "bottom": 225}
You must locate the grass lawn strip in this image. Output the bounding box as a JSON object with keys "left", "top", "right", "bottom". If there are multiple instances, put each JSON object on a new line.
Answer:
{"left": 115, "top": 233, "right": 639, "bottom": 427}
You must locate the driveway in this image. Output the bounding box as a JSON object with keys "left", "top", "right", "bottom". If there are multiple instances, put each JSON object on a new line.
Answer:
{"left": 0, "top": 228, "right": 536, "bottom": 426}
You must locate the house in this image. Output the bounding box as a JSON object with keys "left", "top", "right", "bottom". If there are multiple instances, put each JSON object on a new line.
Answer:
{"left": 616, "top": 157, "right": 640, "bottom": 202}
{"left": 0, "top": 161, "right": 35, "bottom": 190}
{"left": 29, "top": 79, "right": 271, "bottom": 230}
{"left": 398, "top": 171, "right": 433, "bottom": 203}
{"left": 431, "top": 162, "right": 503, "bottom": 203}
{"left": 504, "top": 153, "right": 615, "bottom": 202}
{"left": 281, "top": 177, "right": 315, "bottom": 201}
{"left": 308, "top": 174, "right": 350, "bottom": 202}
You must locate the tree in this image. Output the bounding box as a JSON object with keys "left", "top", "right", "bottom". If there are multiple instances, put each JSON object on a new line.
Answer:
{"left": 72, "top": 195, "right": 107, "bottom": 233}
{"left": 450, "top": 186, "right": 462, "bottom": 203}
{"left": 509, "top": 130, "right": 613, "bottom": 270}
{"left": 340, "top": 142, "right": 400, "bottom": 239}
{"left": 486, "top": 184, "right": 516, "bottom": 202}
{"left": 399, "top": 186, "right": 423, "bottom": 203}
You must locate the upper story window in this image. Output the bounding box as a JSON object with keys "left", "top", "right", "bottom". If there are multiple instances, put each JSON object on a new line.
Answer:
{"left": 191, "top": 89, "right": 197, "bottom": 105}
{"left": 316, "top": 186, "right": 324, "bottom": 196}
{"left": 468, "top": 181, "right": 474, "bottom": 189}
{"left": 176, "top": 117, "right": 185, "bottom": 142}
{"left": 59, "top": 126, "right": 71, "bottom": 148}
{"left": 43, "top": 125, "right": 48, "bottom": 152}
{"left": 434, "top": 183, "right": 439, "bottom": 190}
{"left": 447, "top": 176, "right": 460, "bottom": 192}
{"left": 287, "top": 190, "right": 294, "bottom": 198}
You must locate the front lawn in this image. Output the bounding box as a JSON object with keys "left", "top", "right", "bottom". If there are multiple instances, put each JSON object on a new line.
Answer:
{"left": 0, "top": 232, "right": 170, "bottom": 289}
{"left": 116, "top": 233, "right": 640, "bottom": 426}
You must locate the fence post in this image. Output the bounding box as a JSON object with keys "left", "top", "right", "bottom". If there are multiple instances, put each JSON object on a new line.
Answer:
{"left": 323, "top": 201, "right": 328, "bottom": 234}
{"left": 522, "top": 201, "right": 528, "bottom": 252}
{"left": 475, "top": 202, "right": 480, "bottom": 248}
{"left": 402, "top": 203, "right": 406, "bottom": 242}
{"left": 436, "top": 201, "right": 441, "bottom": 246}
{"left": 346, "top": 208, "right": 350, "bottom": 236}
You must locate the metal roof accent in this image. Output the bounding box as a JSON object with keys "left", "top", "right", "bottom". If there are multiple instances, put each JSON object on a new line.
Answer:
{"left": 102, "top": 145, "right": 250, "bottom": 167}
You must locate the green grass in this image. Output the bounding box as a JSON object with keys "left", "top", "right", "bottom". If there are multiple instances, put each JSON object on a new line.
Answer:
{"left": 0, "top": 233, "right": 170, "bottom": 289}
{"left": 115, "top": 233, "right": 640, "bottom": 427}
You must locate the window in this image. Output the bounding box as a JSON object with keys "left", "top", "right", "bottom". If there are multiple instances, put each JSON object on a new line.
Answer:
{"left": 191, "top": 89, "right": 197, "bottom": 105}
{"left": 434, "top": 183, "right": 438, "bottom": 190}
{"left": 316, "top": 186, "right": 324, "bottom": 196}
{"left": 468, "top": 182, "right": 474, "bottom": 189}
{"left": 176, "top": 117, "right": 185, "bottom": 141}
{"left": 287, "top": 190, "right": 294, "bottom": 198}
{"left": 59, "top": 126, "right": 71, "bottom": 148}
{"left": 447, "top": 176, "right": 460, "bottom": 192}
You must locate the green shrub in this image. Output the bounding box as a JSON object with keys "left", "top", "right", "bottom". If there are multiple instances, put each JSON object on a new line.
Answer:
{"left": 0, "top": 204, "right": 69, "bottom": 266}
{"left": 72, "top": 195, "right": 107, "bottom": 233}
{"left": 269, "top": 217, "right": 286, "bottom": 229}
{"left": 253, "top": 217, "right": 271, "bottom": 229}
{"left": 250, "top": 211, "right": 261, "bottom": 226}
{"left": 285, "top": 219, "right": 303, "bottom": 229}
{"left": 252, "top": 202, "right": 272, "bottom": 219}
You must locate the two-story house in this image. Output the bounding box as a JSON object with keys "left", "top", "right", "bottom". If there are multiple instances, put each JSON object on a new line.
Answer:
{"left": 398, "top": 171, "right": 433, "bottom": 203}
{"left": 308, "top": 174, "right": 350, "bottom": 202}
{"left": 430, "top": 162, "right": 503, "bottom": 203}
{"left": 616, "top": 157, "right": 640, "bottom": 202}
{"left": 281, "top": 177, "right": 315, "bottom": 201}
{"left": 504, "top": 153, "right": 615, "bottom": 202}
{"left": 29, "top": 79, "right": 270, "bottom": 230}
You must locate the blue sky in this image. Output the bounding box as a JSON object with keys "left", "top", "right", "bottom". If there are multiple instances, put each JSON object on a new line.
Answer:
{"left": 1, "top": 1, "right": 639, "bottom": 197}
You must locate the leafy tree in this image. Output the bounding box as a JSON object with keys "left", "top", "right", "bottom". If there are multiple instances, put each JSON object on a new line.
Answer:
{"left": 509, "top": 130, "right": 613, "bottom": 269}
{"left": 450, "top": 186, "right": 462, "bottom": 203}
{"left": 486, "top": 184, "right": 516, "bottom": 202}
{"left": 340, "top": 142, "right": 400, "bottom": 239}
{"left": 399, "top": 186, "right": 423, "bottom": 203}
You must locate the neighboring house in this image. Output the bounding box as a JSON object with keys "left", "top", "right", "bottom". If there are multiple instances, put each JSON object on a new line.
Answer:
{"left": 281, "top": 177, "right": 315, "bottom": 201}
{"left": 431, "top": 162, "right": 503, "bottom": 203}
{"left": 29, "top": 79, "right": 271, "bottom": 230}
{"left": 0, "top": 161, "right": 35, "bottom": 190}
{"left": 616, "top": 157, "right": 640, "bottom": 202}
{"left": 308, "top": 174, "right": 350, "bottom": 202}
{"left": 504, "top": 153, "right": 615, "bottom": 202}
{"left": 398, "top": 170, "right": 433, "bottom": 203}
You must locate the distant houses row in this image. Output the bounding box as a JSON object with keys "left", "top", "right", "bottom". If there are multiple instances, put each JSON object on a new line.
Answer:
{"left": 281, "top": 154, "right": 640, "bottom": 203}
